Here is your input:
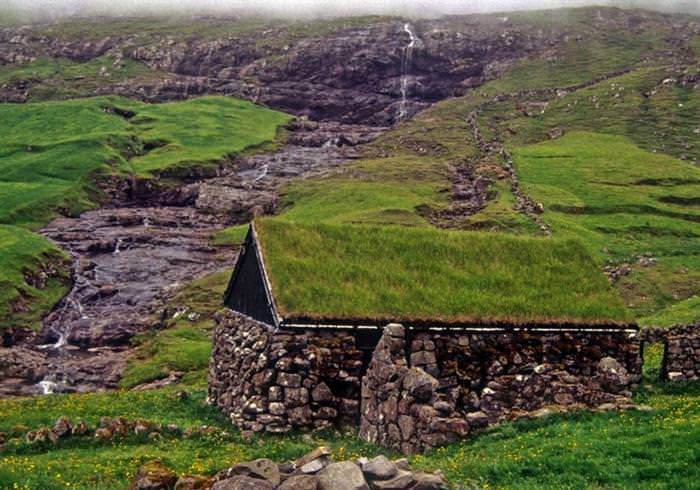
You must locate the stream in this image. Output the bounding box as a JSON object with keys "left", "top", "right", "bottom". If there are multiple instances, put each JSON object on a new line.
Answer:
{"left": 0, "top": 121, "right": 382, "bottom": 396}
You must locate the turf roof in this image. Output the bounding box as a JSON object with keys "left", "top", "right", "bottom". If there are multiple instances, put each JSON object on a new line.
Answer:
{"left": 252, "top": 219, "right": 634, "bottom": 327}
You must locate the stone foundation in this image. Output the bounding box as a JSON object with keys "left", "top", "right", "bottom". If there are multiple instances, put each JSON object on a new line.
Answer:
{"left": 208, "top": 310, "right": 364, "bottom": 434}
{"left": 643, "top": 322, "right": 700, "bottom": 382}
{"left": 360, "top": 324, "right": 641, "bottom": 453}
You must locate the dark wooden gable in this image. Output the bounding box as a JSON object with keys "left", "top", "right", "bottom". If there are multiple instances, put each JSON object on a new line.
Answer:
{"left": 223, "top": 225, "right": 279, "bottom": 327}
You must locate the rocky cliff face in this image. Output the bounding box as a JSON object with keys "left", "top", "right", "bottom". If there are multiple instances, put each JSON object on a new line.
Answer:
{"left": 0, "top": 14, "right": 571, "bottom": 123}
{"left": 3, "top": 9, "right": 698, "bottom": 123}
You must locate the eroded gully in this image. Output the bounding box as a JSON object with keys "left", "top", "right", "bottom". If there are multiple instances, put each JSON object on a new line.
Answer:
{"left": 0, "top": 121, "right": 383, "bottom": 396}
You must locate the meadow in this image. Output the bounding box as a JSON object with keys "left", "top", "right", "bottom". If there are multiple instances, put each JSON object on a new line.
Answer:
{"left": 0, "top": 371, "right": 698, "bottom": 489}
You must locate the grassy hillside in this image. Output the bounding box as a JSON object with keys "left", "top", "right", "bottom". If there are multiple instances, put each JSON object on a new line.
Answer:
{"left": 255, "top": 219, "right": 631, "bottom": 325}
{"left": 0, "top": 56, "right": 162, "bottom": 101}
{"left": 0, "top": 95, "right": 291, "bottom": 330}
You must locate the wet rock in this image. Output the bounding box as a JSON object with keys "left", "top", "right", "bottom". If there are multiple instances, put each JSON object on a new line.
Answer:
{"left": 317, "top": 461, "right": 369, "bottom": 490}
{"left": 130, "top": 460, "right": 178, "bottom": 490}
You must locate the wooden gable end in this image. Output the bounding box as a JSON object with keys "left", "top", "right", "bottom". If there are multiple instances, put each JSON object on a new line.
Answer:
{"left": 223, "top": 225, "right": 279, "bottom": 328}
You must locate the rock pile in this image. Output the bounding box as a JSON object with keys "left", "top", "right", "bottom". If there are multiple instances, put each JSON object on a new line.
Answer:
{"left": 11, "top": 411, "right": 218, "bottom": 448}
{"left": 130, "top": 449, "right": 447, "bottom": 490}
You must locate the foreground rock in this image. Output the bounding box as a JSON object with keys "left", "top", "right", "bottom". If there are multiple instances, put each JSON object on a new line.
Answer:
{"left": 131, "top": 450, "right": 446, "bottom": 490}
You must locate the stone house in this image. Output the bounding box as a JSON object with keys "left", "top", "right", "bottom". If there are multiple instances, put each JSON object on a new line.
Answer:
{"left": 209, "top": 219, "right": 642, "bottom": 453}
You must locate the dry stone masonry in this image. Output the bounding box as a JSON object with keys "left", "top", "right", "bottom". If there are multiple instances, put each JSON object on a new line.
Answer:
{"left": 209, "top": 310, "right": 649, "bottom": 453}
{"left": 208, "top": 310, "right": 364, "bottom": 434}
{"left": 360, "top": 324, "right": 641, "bottom": 453}
{"left": 642, "top": 322, "right": 700, "bottom": 382}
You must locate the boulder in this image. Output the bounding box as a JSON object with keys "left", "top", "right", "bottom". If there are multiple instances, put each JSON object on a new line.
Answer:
{"left": 174, "top": 475, "right": 213, "bottom": 489}
{"left": 362, "top": 456, "right": 398, "bottom": 480}
{"left": 212, "top": 476, "right": 274, "bottom": 490}
{"left": 71, "top": 420, "right": 89, "bottom": 436}
{"left": 53, "top": 416, "right": 73, "bottom": 438}
{"left": 412, "top": 472, "right": 447, "bottom": 490}
{"left": 371, "top": 470, "right": 415, "bottom": 490}
{"left": 228, "top": 459, "right": 280, "bottom": 486}
{"left": 295, "top": 446, "right": 332, "bottom": 468}
{"left": 403, "top": 368, "right": 438, "bottom": 402}
{"left": 130, "top": 460, "right": 178, "bottom": 490}
{"left": 278, "top": 475, "right": 319, "bottom": 490}
{"left": 95, "top": 428, "right": 113, "bottom": 440}
{"left": 317, "top": 461, "right": 370, "bottom": 490}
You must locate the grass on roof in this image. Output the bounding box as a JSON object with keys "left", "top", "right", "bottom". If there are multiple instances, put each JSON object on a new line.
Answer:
{"left": 254, "top": 219, "right": 632, "bottom": 326}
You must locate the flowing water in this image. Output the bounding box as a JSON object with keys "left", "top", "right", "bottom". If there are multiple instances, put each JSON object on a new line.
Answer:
{"left": 398, "top": 23, "right": 420, "bottom": 121}
{"left": 0, "top": 122, "right": 384, "bottom": 396}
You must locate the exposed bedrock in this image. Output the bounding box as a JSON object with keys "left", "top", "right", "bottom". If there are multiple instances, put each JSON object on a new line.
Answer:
{"left": 0, "top": 122, "right": 377, "bottom": 396}
{"left": 0, "top": 18, "right": 560, "bottom": 123}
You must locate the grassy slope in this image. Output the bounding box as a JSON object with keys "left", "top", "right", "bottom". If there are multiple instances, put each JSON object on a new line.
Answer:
{"left": 513, "top": 132, "right": 700, "bottom": 320}
{"left": 470, "top": 63, "right": 700, "bottom": 322}
{"left": 0, "top": 96, "right": 291, "bottom": 330}
{"left": 256, "top": 219, "right": 631, "bottom": 325}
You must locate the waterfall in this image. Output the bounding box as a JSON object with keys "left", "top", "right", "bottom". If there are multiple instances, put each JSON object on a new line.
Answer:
{"left": 254, "top": 164, "right": 269, "bottom": 183}
{"left": 398, "top": 22, "right": 419, "bottom": 121}
{"left": 113, "top": 237, "right": 123, "bottom": 255}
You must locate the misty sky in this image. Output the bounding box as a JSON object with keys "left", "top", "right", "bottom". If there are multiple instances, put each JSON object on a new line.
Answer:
{"left": 3, "top": 0, "right": 698, "bottom": 20}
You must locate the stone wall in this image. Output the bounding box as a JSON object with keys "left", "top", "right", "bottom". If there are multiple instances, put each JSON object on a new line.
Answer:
{"left": 359, "top": 324, "right": 469, "bottom": 454}
{"left": 210, "top": 309, "right": 644, "bottom": 453}
{"left": 642, "top": 322, "right": 700, "bottom": 382}
{"left": 208, "top": 310, "right": 364, "bottom": 434}
{"left": 360, "top": 325, "right": 642, "bottom": 453}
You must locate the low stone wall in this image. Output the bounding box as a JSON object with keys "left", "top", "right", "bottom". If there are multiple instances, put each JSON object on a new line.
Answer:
{"left": 360, "top": 324, "right": 641, "bottom": 453}
{"left": 642, "top": 322, "right": 700, "bottom": 382}
{"left": 208, "top": 310, "right": 364, "bottom": 434}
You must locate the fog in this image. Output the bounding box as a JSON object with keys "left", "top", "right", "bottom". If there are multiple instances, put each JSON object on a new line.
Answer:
{"left": 2, "top": 0, "right": 698, "bottom": 22}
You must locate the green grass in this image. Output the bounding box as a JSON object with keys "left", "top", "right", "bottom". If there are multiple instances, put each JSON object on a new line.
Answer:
{"left": 211, "top": 225, "right": 250, "bottom": 247}
{"left": 254, "top": 219, "right": 631, "bottom": 325}
{"left": 640, "top": 295, "right": 700, "bottom": 328}
{"left": 0, "top": 226, "right": 70, "bottom": 331}
{"left": 119, "top": 272, "right": 230, "bottom": 388}
{"left": 512, "top": 131, "right": 700, "bottom": 320}
{"left": 1, "top": 376, "right": 698, "bottom": 489}
{"left": 0, "top": 95, "right": 291, "bottom": 330}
